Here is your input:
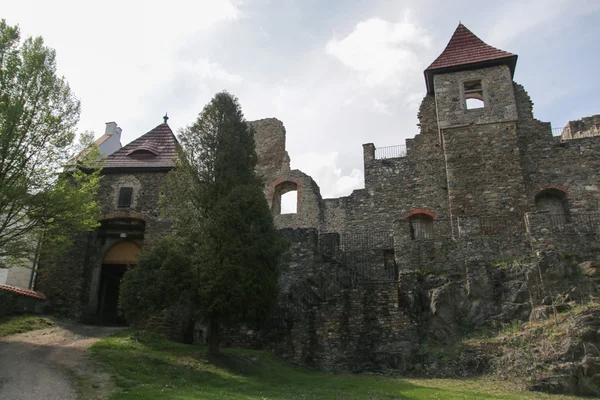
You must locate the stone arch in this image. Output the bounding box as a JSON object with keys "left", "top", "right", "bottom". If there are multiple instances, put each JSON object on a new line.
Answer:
{"left": 405, "top": 209, "right": 436, "bottom": 240}
{"left": 103, "top": 240, "right": 142, "bottom": 265}
{"left": 96, "top": 240, "right": 142, "bottom": 326}
{"left": 535, "top": 186, "right": 568, "bottom": 215}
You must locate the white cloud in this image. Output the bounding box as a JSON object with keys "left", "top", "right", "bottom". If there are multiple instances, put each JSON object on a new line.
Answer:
{"left": 293, "top": 152, "right": 364, "bottom": 199}
{"left": 371, "top": 98, "right": 391, "bottom": 115}
{"left": 325, "top": 10, "right": 432, "bottom": 87}
{"left": 486, "top": 0, "right": 600, "bottom": 46}
{"left": 2, "top": 0, "right": 242, "bottom": 144}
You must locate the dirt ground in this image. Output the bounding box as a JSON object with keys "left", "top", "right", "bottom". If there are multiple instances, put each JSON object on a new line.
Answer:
{"left": 0, "top": 323, "right": 122, "bottom": 400}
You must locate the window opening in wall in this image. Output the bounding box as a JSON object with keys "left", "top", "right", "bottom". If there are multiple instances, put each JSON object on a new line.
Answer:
{"left": 118, "top": 187, "right": 133, "bottom": 208}
{"left": 464, "top": 80, "right": 484, "bottom": 109}
{"left": 409, "top": 214, "right": 434, "bottom": 240}
{"left": 272, "top": 181, "right": 298, "bottom": 215}
{"left": 535, "top": 188, "right": 568, "bottom": 228}
{"left": 281, "top": 191, "right": 298, "bottom": 214}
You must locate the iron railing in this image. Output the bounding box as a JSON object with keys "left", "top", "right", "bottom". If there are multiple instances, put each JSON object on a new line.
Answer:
{"left": 479, "top": 216, "right": 525, "bottom": 236}
{"left": 319, "top": 231, "right": 394, "bottom": 254}
{"left": 552, "top": 126, "right": 570, "bottom": 137}
{"left": 552, "top": 125, "right": 600, "bottom": 139}
{"left": 549, "top": 214, "right": 600, "bottom": 234}
{"left": 405, "top": 218, "right": 453, "bottom": 240}
{"left": 375, "top": 145, "right": 407, "bottom": 160}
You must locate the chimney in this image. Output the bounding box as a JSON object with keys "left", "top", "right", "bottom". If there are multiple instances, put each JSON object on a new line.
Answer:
{"left": 105, "top": 121, "right": 118, "bottom": 135}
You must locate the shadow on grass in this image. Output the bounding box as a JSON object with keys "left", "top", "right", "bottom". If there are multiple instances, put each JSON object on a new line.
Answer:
{"left": 90, "top": 330, "right": 550, "bottom": 400}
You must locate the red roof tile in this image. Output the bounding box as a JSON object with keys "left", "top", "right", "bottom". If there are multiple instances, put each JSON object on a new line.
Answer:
{"left": 103, "top": 123, "right": 179, "bottom": 170}
{"left": 0, "top": 284, "right": 46, "bottom": 301}
{"left": 424, "top": 23, "right": 517, "bottom": 93}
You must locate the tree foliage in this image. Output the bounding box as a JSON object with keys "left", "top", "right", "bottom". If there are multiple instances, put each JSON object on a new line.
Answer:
{"left": 0, "top": 20, "right": 101, "bottom": 265}
{"left": 120, "top": 92, "right": 284, "bottom": 353}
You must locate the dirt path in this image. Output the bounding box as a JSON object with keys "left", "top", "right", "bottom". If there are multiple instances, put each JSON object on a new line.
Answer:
{"left": 0, "top": 323, "right": 122, "bottom": 400}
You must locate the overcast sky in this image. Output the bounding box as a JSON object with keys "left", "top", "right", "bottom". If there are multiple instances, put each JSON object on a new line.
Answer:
{"left": 4, "top": 0, "right": 600, "bottom": 200}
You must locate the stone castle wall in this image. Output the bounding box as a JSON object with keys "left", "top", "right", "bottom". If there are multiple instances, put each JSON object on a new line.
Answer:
{"left": 236, "top": 68, "right": 600, "bottom": 372}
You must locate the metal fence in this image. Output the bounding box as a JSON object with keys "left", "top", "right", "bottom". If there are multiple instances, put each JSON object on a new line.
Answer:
{"left": 552, "top": 126, "right": 570, "bottom": 137}
{"left": 549, "top": 214, "right": 600, "bottom": 234}
{"left": 319, "top": 231, "right": 394, "bottom": 254}
{"left": 552, "top": 125, "right": 600, "bottom": 139}
{"left": 479, "top": 216, "right": 525, "bottom": 236}
{"left": 374, "top": 145, "right": 407, "bottom": 160}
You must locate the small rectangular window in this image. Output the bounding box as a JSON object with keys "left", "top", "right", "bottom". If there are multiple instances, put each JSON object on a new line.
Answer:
{"left": 118, "top": 187, "right": 133, "bottom": 208}
{"left": 464, "top": 80, "right": 484, "bottom": 109}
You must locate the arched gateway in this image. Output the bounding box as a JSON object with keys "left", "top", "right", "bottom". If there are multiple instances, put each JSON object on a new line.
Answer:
{"left": 97, "top": 240, "right": 141, "bottom": 325}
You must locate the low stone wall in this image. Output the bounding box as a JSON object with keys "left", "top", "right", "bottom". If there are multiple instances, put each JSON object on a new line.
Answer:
{"left": 0, "top": 285, "right": 45, "bottom": 317}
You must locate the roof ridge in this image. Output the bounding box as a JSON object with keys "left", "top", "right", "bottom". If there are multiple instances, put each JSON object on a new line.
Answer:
{"left": 102, "top": 122, "right": 179, "bottom": 170}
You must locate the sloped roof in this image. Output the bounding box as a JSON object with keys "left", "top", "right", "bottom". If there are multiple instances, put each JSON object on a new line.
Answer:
{"left": 72, "top": 134, "right": 111, "bottom": 164}
{"left": 424, "top": 23, "right": 517, "bottom": 93}
{"left": 102, "top": 123, "right": 179, "bottom": 170}
{"left": 0, "top": 283, "right": 46, "bottom": 300}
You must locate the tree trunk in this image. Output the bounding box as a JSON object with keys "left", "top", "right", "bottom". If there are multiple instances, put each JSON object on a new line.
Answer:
{"left": 207, "top": 317, "right": 220, "bottom": 355}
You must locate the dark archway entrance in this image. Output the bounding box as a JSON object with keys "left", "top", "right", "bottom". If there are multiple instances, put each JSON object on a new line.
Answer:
{"left": 98, "top": 239, "right": 141, "bottom": 325}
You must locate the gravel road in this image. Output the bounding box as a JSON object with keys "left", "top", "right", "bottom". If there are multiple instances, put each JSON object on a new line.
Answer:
{"left": 0, "top": 323, "right": 122, "bottom": 400}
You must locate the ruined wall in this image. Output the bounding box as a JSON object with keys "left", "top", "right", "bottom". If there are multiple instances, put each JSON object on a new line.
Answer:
{"left": 566, "top": 114, "right": 600, "bottom": 139}
{"left": 250, "top": 118, "right": 291, "bottom": 181}
{"left": 514, "top": 84, "right": 600, "bottom": 214}
{"left": 322, "top": 95, "right": 449, "bottom": 233}
{"left": 221, "top": 227, "right": 417, "bottom": 373}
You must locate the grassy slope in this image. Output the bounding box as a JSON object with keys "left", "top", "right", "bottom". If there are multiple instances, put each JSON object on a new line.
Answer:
{"left": 91, "top": 331, "right": 582, "bottom": 400}
{"left": 0, "top": 315, "right": 53, "bottom": 338}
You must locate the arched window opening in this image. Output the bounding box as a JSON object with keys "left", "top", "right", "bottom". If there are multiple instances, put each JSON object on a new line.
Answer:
{"left": 535, "top": 188, "right": 567, "bottom": 215}
{"left": 535, "top": 188, "right": 568, "bottom": 228}
{"left": 409, "top": 214, "right": 434, "bottom": 240}
{"left": 466, "top": 98, "right": 485, "bottom": 109}
{"left": 272, "top": 181, "right": 298, "bottom": 215}
{"left": 464, "top": 80, "right": 484, "bottom": 110}
{"left": 281, "top": 191, "right": 298, "bottom": 214}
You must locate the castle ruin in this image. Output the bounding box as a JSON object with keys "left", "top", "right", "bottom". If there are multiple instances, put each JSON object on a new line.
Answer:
{"left": 37, "top": 23, "right": 600, "bottom": 391}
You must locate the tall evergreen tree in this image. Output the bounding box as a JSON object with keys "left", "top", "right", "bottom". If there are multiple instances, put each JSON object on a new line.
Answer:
{"left": 120, "top": 92, "right": 283, "bottom": 354}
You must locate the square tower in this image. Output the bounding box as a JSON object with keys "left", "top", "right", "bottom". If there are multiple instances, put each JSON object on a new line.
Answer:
{"left": 424, "top": 24, "right": 528, "bottom": 220}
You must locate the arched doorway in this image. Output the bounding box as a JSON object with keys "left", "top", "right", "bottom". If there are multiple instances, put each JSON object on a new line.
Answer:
{"left": 98, "top": 240, "right": 141, "bottom": 325}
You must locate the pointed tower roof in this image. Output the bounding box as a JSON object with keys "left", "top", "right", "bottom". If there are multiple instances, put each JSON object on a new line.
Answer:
{"left": 424, "top": 23, "right": 517, "bottom": 94}
{"left": 102, "top": 121, "right": 179, "bottom": 171}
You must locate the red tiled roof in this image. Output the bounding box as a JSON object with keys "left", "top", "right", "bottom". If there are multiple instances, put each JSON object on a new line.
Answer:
{"left": 424, "top": 23, "right": 517, "bottom": 93}
{"left": 0, "top": 284, "right": 46, "bottom": 301}
{"left": 103, "top": 123, "right": 179, "bottom": 170}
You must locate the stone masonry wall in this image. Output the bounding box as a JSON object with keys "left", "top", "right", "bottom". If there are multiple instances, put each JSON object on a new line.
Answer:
{"left": 514, "top": 84, "right": 600, "bottom": 213}
{"left": 433, "top": 65, "right": 518, "bottom": 129}
{"left": 322, "top": 95, "right": 450, "bottom": 233}
{"left": 443, "top": 122, "right": 530, "bottom": 217}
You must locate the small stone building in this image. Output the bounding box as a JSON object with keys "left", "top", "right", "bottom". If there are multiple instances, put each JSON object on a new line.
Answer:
{"left": 45, "top": 116, "right": 179, "bottom": 324}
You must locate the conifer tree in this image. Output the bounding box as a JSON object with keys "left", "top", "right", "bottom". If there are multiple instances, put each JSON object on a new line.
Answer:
{"left": 120, "top": 92, "right": 283, "bottom": 354}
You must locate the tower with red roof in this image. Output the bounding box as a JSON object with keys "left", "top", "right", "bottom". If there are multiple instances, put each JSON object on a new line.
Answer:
{"left": 425, "top": 23, "right": 529, "bottom": 219}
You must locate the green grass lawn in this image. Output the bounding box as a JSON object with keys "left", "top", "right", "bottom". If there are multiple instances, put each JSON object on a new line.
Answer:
{"left": 0, "top": 314, "right": 53, "bottom": 338}
{"left": 91, "top": 330, "right": 582, "bottom": 400}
